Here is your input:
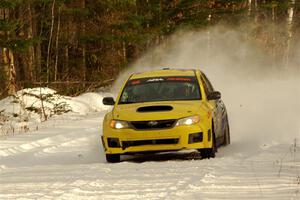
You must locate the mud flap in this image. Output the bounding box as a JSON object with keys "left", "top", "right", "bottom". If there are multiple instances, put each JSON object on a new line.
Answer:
{"left": 101, "top": 136, "right": 107, "bottom": 151}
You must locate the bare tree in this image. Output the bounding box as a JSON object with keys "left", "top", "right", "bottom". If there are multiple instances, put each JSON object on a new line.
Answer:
{"left": 80, "top": 0, "right": 86, "bottom": 85}
{"left": 46, "top": 0, "right": 56, "bottom": 83}
{"left": 26, "top": 2, "right": 35, "bottom": 82}
{"left": 285, "top": 0, "right": 295, "bottom": 68}
{"left": 54, "top": 5, "right": 62, "bottom": 81}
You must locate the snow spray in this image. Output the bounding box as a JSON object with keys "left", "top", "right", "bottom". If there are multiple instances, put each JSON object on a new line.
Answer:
{"left": 112, "top": 25, "right": 300, "bottom": 145}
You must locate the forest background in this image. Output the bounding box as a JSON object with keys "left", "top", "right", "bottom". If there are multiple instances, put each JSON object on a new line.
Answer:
{"left": 0, "top": 0, "right": 299, "bottom": 98}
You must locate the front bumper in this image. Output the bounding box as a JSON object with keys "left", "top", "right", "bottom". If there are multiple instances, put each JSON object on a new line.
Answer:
{"left": 102, "top": 124, "right": 212, "bottom": 154}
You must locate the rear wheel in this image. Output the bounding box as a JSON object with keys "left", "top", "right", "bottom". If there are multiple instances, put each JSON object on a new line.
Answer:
{"left": 106, "top": 154, "right": 120, "bottom": 163}
{"left": 223, "top": 121, "right": 231, "bottom": 146}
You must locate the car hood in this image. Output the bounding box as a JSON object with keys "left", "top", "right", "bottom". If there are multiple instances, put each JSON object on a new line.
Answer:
{"left": 113, "top": 101, "right": 206, "bottom": 121}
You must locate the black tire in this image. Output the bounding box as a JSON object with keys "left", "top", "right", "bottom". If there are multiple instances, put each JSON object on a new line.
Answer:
{"left": 199, "top": 133, "right": 217, "bottom": 159}
{"left": 223, "top": 121, "right": 231, "bottom": 146}
{"left": 106, "top": 154, "right": 121, "bottom": 163}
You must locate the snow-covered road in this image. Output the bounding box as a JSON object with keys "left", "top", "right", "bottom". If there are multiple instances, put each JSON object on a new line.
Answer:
{"left": 0, "top": 112, "right": 299, "bottom": 200}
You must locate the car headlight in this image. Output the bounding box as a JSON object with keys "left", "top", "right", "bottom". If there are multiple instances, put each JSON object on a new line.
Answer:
{"left": 110, "top": 120, "right": 130, "bottom": 129}
{"left": 176, "top": 115, "right": 200, "bottom": 126}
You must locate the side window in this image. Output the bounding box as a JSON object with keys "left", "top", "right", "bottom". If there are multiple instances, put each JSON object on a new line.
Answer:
{"left": 200, "top": 75, "right": 210, "bottom": 97}
{"left": 201, "top": 73, "right": 214, "bottom": 93}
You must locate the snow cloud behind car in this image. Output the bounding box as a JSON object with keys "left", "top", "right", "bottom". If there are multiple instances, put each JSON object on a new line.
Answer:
{"left": 112, "top": 25, "right": 300, "bottom": 146}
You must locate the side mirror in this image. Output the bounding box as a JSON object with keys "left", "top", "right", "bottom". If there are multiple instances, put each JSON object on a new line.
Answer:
{"left": 207, "top": 91, "right": 221, "bottom": 100}
{"left": 103, "top": 97, "right": 115, "bottom": 105}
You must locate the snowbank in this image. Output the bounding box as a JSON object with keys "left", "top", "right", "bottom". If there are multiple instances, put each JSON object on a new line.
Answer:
{"left": 0, "top": 87, "right": 111, "bottom": 135}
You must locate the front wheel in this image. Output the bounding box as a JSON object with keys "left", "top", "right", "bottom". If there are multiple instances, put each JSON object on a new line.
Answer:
{"left": 106, "top": 154, "right": 121, "bottom": 163}
{"left": 199, "top": 134, "right": 217, "bottom": 159}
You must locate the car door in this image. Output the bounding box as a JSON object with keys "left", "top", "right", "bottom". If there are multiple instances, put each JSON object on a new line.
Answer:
{"left": 200, "top": 73, "right": 224, "bottom": 140}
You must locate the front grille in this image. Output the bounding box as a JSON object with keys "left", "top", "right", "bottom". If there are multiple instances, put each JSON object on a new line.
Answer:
{"left": 122, "top": 138, "right": 179, "bottom": 148}
{"left": 130, "top": 119, "right": 176, "bottom": 130}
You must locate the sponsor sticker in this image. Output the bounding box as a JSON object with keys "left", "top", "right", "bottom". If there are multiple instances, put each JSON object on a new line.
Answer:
{"left": 131, "top": 80, "right": 141, "bottom": 85}
{"left": 128, "top": 76, "right": 196, "bottom": 86}
{"left": 167, "top": 77, "right": 192, "bottom": 81}
{"left": 146, "top": 78, "right": 165, "bottom": 82}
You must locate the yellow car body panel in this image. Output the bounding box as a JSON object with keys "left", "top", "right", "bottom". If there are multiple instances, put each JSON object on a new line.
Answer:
{"left": 113, "top": 101, "right": 207, "bottom": 121}
{"left": 101, "top": 69, "right": 227, "bottom": 159}
{"left": 102, "top": 101, "right": 213, "bottom": 154}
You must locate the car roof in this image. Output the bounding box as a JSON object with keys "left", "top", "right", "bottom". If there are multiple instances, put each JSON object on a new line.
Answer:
{"left": 130, "top": 69, "right": 199, "bottom": 79}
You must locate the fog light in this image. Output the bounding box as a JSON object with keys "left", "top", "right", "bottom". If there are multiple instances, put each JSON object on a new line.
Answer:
{"left": 107, "top": 138, "right": 121, "bottom": 148}
{"left": 188, "top": 132, "right": 203, "bottom": 144}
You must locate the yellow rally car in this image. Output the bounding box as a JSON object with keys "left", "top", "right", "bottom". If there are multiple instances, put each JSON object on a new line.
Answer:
{"left": 102, "top": 68, "right": 230, "bottom": 162}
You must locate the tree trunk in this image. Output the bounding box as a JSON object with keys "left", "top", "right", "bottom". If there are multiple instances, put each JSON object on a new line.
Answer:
{"left": 64, "top": 46, "right": 69, "bottom": 81}
{"left": 1, "top": 8, "right": 16, "bottom": 95}
{"left": 80, "top": 0, "right": 86, "bottom": 84}
{"left": 285, "top": 0, "right": 295, "bottom": 68}
{"left": 35, "top": 42, "right": 42, "bottom": 81}
{"left": 254, "top": 0, "right": 258, "bottom": 22}
{"left": 26, "top": 2, "right": 35, "bottom": 83}
{"left": 122, "top": 41, "right": 127, "bottom": 64}
{"left": 2, "top": 48, "right": 17, "bottom": 95}
{"left": 54, "top": 6, "right": 61, "bottom": 81}
{"left": 46, "top": 0, "right": 56, "bottom": 83}
{"left": 248, "top": 0, "right": 252, "bottom": 16}
{"left": 35, "top": 3, "right": 43, "bottom": 81}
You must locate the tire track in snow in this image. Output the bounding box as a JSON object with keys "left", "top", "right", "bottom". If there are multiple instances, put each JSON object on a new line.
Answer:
{"left": 1, "top": 152, "right": 299, "bottom": 200}
{"left": 1, "top": 113, "right": 299, "bottom": 199}
{"left": 0, "top": 114, "right": 104, "bottom": 158}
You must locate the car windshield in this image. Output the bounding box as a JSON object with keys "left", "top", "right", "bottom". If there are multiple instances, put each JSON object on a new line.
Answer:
{"left": 119, "top": 76, "right": 201, "bottom": 104}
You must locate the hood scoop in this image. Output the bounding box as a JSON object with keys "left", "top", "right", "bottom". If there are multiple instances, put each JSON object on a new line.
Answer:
{"left": 137, "top": 105, "right": 173, "bottom": 112}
